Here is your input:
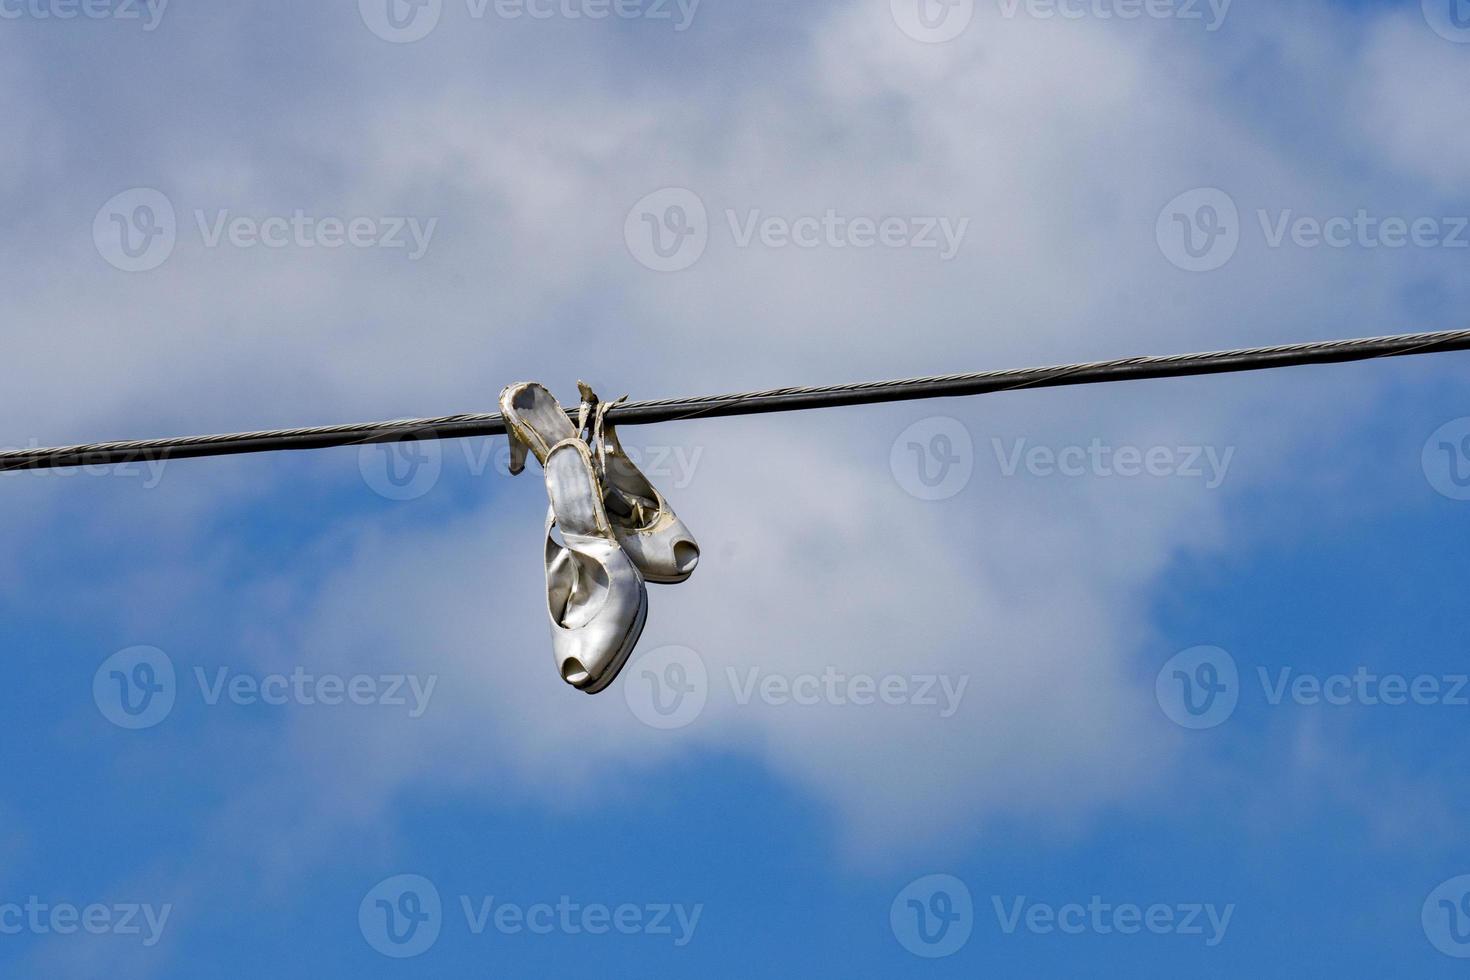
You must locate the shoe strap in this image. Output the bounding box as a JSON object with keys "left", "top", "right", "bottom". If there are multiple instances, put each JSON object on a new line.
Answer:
{"left": 576, "top": 383, "right": 648, "bottom": 523}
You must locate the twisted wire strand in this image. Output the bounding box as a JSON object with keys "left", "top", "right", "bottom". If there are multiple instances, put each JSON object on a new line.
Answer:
{"left": 2, "top": 329, "right": 1467, "bottom": 473}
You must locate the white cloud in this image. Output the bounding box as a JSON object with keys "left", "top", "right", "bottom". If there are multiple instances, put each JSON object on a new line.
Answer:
{"left": 1356, "top": 13, "right": 1470, "bottom": 194}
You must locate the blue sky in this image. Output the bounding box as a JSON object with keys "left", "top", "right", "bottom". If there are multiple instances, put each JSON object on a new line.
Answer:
{"left": 1, "top": 0, "right": 1470, "bottom": 975}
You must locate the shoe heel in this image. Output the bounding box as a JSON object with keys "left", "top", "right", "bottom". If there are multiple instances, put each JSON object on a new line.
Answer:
{"left": 507, "top": 431, "right": 530, "bottom": 476}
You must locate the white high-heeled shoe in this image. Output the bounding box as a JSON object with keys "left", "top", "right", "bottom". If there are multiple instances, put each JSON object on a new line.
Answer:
{"left": 578, "top": 383, "right": 700, "bottom": 585}
{"left": 501, "top": 381, "right": 700, "bottom": 585}
{"left": 500, "top": 381, "right": 582, "bottom": 475}
{"left": 542, "top": 438, "right": 648, "bottom": 694}
{"left": 501, "top": 383, "right": 648, "bottom": 694}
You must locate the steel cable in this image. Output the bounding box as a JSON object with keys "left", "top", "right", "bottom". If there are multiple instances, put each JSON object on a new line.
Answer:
{"left": 1, "top": 328, "right": 1466, "bottom": 473}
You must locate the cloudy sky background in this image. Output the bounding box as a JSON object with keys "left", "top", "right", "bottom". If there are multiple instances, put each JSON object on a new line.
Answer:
{"left": 1, "top": 0, "right": 1468, "bottom": 975}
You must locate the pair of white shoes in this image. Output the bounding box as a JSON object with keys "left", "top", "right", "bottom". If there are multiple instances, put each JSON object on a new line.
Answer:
{"left": 500, "top": 382, "right": 700, "bottom": 694}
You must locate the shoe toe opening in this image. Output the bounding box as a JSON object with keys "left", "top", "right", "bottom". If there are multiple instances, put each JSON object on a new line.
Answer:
{"left": 561, "top": 658, "right": 592, "bottom": 688}
{"left": 673, "top": 541, "right": 700, "bottom": 575}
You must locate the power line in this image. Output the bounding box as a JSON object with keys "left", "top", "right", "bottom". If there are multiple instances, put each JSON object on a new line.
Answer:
{"left": 2, "top": 328, "right": 1467, "bottom": 474}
